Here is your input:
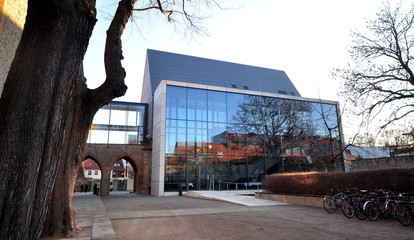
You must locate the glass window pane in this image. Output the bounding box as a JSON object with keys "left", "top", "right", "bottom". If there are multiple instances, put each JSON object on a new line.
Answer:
{"left": 248, "top": 156, "right": 265, "bottom": 183}
{"left": 208, "top": 122, "right": 227, "bottom": 156}
{"left": 165, "top": 154, "right": 186, "bottom": 191}
{"left": 188, "top": 88, "right": 207, "bottom": 121}
{"left": 126, "top": 110, "right": 137, "bottom": 126}
{"left": 110, "top": 110, "right": 127, "bottom": 125}
{"left": 108, "top": 130, "right": 127, "bottom": 144}
{"left": 227, "top": 92, "right": 245, "bottom": 123}
{"left": 88, "top": 130, "right": 108, "bottom": 144}
{"left": 166, "top": 86, "right": 187, "bottom": 120}
{"left": 165, "top": 119, "right": 187, "bottom": 154}
{"left": 187, "top": 121, "right": 207, "bottom": 154}
{"left": 165, "top": 120, "right": 178, "bottom": 154}
{"left": 208, "top": 90, "right": 227, "bottom": 122}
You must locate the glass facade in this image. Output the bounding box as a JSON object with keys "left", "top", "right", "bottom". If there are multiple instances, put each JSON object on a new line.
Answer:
{"left": 88, "top": 101, "right": 147, "bottom": 144}
{"left": 165, "top": 85, "right": 343, "bottom": 191}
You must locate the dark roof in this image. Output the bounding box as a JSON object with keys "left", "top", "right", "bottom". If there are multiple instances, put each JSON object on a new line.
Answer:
{"left": 146, "top": 49, "right": 301, "bottom": 96}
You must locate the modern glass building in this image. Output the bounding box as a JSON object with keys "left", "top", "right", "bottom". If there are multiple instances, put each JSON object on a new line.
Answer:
{"left": 87, "top": 101, "right": 147, "bottom": 145}
{"left": 141, "top": 49, "right": 344, "bottom": 196}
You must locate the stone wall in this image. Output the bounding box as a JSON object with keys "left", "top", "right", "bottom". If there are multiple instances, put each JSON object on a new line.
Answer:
{"left": 0, "top": 0, "right": 27, "bottom": 97}
{"left": 349, "top": 155, "right": 414, "bottom": 171}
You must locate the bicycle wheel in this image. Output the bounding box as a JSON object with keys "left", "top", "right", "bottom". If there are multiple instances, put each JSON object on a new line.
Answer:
{"left": 323, "top": 196, "right": 337, "bottom": 213}
{"left": 364, "top": 201, "right": 379, "bottom": 221}
{"left": 397, "top": 204, "right": 412, "bottom": 226}
{"left": 355, "top": 199, "right": 367, "bottom": 220}
{"left": 341, "top": 197, "right": 354, "bottom": 218}
{"left": 386, "top": 201, "right": 397, "bottom": 219}
{"left": 379, "top": 200, "right": 389, "bottom": 218}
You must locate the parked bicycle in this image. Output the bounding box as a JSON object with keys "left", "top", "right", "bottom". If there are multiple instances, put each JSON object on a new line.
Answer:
{"left": 395, "top": 192, "right": 414, "bottom": 226}
{"left": 340, "top": 188, "right": 368, "bottom": 220}
{"left": 323, "top": 188, "right": 351, "bottom": 214}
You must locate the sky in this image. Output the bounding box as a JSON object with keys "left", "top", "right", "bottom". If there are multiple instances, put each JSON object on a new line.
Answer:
{"left": 83, "top": 0, "right": 406, "bottom": 139}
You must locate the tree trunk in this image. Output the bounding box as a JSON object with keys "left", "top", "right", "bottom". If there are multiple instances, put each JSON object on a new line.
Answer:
{"left": 41, "top": 0, "right": 136, "bottom": 237}
{"left": 41, "top": 80, "right": 96, "bottom": 237}
{"left": 0, "top": 0, "right": 136, "bottom": 237}
{"left": 0, "top": 1, "right": 96, "bottom": 239}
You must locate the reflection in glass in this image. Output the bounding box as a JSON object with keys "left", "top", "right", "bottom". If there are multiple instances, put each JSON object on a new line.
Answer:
{"left": 208, "top": 90, "right": 227, "bottom": 122}
{"left": 164, "top": 85, "right": 343, "bottom": 191}
{"left": 165, "top": 155, "right": 186, "bottom": 191}
{"left": 166, "top": 86, "right": 187, "bottom": 120}
{"left": 227, "top": 92, "right": 245, "bottom": 123}
{"left": 188, "top": 88, "right": 207, "bottom": 121}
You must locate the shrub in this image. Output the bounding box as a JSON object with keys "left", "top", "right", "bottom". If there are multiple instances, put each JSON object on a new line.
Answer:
{"left": 262, "top": 168, "right": 414, "bottom": 195}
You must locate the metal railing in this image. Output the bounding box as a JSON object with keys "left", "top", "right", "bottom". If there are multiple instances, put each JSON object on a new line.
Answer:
{"left": 208, "top": 180, "right": 263, "bottom": 195}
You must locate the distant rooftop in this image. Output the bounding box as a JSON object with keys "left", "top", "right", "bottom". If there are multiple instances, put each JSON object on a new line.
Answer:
{"left": 145, "top": 49, "right": 301, "bottom": 96}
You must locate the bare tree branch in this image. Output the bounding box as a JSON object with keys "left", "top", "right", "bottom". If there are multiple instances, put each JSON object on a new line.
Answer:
{"left": 337, "top": 1, "right": 414, "bottom": 132}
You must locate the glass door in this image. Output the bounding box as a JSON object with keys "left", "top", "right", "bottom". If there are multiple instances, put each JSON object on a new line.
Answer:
{"left": 187, "top": 163, "right": 209, "bottom": 190}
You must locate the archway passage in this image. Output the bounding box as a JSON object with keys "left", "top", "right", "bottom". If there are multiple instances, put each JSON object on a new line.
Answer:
{"left": 109, "top": 157, "right": 138, "bottom": 193}
{"left": 83, "top": 144, "right": 151, "bottom": 196}
{"left": 76, "top": 157, "right": 102, "bottom": 195}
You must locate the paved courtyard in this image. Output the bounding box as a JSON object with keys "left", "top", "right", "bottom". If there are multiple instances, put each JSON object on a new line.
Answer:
{"left": 61, "top": 191, "right": 413, "bottom": 239}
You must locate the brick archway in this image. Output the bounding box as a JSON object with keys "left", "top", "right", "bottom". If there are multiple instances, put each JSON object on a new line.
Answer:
{"left": 77, "top": 155, "right": 104, "bottom": 194}
{"left": 83, "top": 144, "right": 151, "bottom": 196}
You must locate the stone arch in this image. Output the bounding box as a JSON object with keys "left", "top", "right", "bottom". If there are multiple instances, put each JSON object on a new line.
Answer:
{"left": 83, "top": 144, "right": 151, "bottom": 195}
{"left": 77, "top": 155, "right": 104, "bottom": 194}
{"left": 82, "top": 153, "right": 104, "bottom": 169}
{"left": 111, "top": 153, "right": 142, "bottom": 194}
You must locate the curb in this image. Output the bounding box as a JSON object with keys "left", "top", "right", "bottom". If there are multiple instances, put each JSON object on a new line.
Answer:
{"left": 255, "top": 193, "right": 323, "bottom": 208}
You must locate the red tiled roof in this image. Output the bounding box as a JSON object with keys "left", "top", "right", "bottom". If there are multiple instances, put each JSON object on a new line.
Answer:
{"left": 113, "top": 160, "right": 125, "bottom": 171}
{"left": 83, "top": 159, "right": 100, "bottom": 170}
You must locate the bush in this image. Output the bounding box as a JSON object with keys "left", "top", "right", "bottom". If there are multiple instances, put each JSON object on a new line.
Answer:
{"left": 262, "top": 168, "right": 414, "bottom": 196}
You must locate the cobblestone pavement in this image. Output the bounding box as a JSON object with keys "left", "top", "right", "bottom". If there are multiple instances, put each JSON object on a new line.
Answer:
{"left": 55, "top": 192, "right": 414, "bottom": 239}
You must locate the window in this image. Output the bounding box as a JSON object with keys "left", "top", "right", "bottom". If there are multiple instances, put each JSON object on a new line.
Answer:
{"left": 95, "top": 170, "right": 98, "bottom": 175}
{"left": 231, "top": 84, "right": 237, "bottom": 88}
{"left": 243, "top": 86, "right": 249, "bottom": 90}
{"left": 88, "top": 171, "right": 92, "bottom": 175}
{"left": 164, "top": 85, "right": 342, "bottom": 191}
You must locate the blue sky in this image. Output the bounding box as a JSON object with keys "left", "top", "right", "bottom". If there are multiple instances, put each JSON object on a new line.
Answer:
{"left": 84, "top": 0, "right": 388, "bottom": 103}
{"left": 83, "top": 0, "right": 414, "bottom": 140}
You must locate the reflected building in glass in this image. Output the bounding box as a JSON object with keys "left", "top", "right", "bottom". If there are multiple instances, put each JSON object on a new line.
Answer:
{"left": 141, "top": 49, "right": 344, "bottom": 196}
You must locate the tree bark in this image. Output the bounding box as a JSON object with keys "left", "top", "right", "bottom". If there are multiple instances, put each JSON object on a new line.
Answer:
{"left": 0, "top": 1, "right": 96, "bottom": 239}
{"left": 41, "top": 79, "right": 95, "bottom": 237}
{"left": 0, "top": 0, "right": 136, "bottom": 238}
{"left": 41, "top": 0, "right": 137, "bottom": 237}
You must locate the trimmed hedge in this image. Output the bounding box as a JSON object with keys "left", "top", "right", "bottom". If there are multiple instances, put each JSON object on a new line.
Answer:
{"left": 262, "top": 168, "right": 414, "bottom": 196}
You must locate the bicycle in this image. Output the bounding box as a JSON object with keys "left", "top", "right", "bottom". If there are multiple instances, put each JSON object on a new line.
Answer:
{"left": 340, "top": 188, "right": 360, "bottom": 218}
{"left": 323, "top": 189, "right": 350, "bottom": 214}
{"left": 396, "top": 192, "right": 414, "bottom": 226}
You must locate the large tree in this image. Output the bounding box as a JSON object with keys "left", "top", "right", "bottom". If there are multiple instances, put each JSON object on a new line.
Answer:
{"left": 0, "top": 0, "right": 218, "bottom": 239}
{"left": 337, "top": 1, "right": 414, "bottom": 130}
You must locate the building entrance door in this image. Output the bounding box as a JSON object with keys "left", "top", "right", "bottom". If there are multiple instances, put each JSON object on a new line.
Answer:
{"left": 187, "top": 163, "right": 209, "bottom": 190}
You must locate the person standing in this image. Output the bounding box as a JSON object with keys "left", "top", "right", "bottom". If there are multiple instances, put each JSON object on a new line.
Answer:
{"left": 80, "top": 184, "right": 85, "bottom": 193}
{"left": 93, "top": 184, "right": 98, "bottom": 195}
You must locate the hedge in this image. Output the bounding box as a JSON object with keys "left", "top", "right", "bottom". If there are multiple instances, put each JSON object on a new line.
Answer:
{"left": 262, "top": 168, "right": 414, "bottom": 195}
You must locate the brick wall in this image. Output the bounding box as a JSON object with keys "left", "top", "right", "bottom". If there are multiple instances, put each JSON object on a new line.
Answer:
{"left": 0, "top": 0, "right": 27, "bottom": 97}
{"left": 349, "top": 155, "right": 414, "bottom": 171}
